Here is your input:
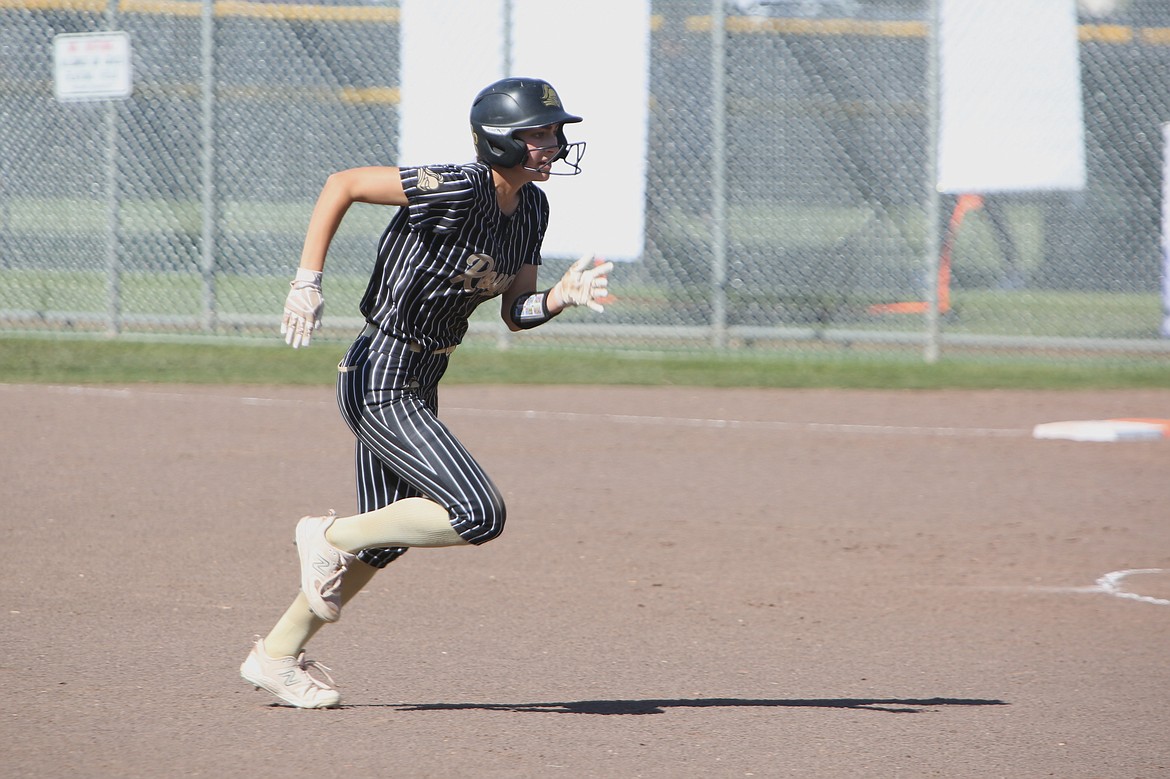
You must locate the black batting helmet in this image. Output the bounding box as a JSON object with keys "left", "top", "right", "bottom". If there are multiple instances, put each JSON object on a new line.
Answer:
{"left": 470, "top": 77, "right": 583, "bottom": 170}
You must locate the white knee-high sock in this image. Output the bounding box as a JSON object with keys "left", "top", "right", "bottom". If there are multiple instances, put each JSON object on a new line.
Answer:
{"left": 325, "top": 497, "right": 467, "bottom": 553}
{"left": 263, "top": 558, "right": 379, "bottom": 658}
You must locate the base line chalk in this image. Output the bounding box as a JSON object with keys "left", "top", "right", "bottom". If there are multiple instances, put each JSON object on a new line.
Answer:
{"left": 0, "top": 383, "right": 1031, "bottom": 439}
{"left": 1094, "top": 569, "right": 1170, "bottom": 606}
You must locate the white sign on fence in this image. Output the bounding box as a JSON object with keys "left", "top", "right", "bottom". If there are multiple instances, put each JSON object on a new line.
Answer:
{"left": 53, "top": 32, "right": 133, "bottom": 102}
{"left": 936, "top": 0, "right": 1085, "bottom": 194}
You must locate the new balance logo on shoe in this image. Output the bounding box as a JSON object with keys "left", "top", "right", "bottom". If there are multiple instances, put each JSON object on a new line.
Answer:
{"left": 312, "top": 553, "right": 335, "bottom": 576}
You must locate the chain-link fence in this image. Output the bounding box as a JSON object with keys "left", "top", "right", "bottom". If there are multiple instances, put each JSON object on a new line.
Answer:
{"left": 3, "top": 0, "right": 1169, "bottom": 362}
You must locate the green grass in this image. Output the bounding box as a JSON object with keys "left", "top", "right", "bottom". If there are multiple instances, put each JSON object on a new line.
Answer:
{"left": 1, "top": 335, "right": 1168, "bottom": 389}
{"left": 3, "top": 194, "right": 1163, "bottom": 339}
{"left": 3, "top": 267, "right": 1165, "bottom": 341}
{"left": 4, "top": 196, "right": 1168, "bottom": 385}
{"left": 945, "top": 290, "right": 1163, "bottom": 340}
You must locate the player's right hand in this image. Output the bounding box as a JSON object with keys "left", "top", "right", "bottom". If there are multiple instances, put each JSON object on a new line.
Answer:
{"left": 281, "top": 268, "right": 324, "bottom": 349}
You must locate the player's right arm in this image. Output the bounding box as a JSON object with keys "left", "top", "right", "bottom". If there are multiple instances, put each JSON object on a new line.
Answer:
{"left": 298, "top": 167, "right": 407, "bottom": 272}
{"left": 283, "top": 167, "right": 407, "bottom": 348}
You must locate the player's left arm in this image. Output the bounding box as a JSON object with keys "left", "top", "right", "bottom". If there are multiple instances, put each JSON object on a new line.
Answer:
{"left": 501, "top": 255, "right": 614, "bottom": 331}
{"left": 499, "top": 264, "right": 544, "bottom": 332}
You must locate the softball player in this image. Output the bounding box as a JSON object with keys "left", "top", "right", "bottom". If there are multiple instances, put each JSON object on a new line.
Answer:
{"left": 240, "top": 77, "right": 613, "bottom": 708}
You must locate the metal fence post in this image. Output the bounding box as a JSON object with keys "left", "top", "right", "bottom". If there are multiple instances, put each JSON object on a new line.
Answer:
{"left": 200, "top": 0, "right": 217, "bottom": 332}
{"left": 924, "top": 0, "right": 942, "bottom": 363}
{"left": 710, "top": 0, "right": 728, "bottom": 350}
{"left": 105, "top": 0, "right": 122, "bottom": 335}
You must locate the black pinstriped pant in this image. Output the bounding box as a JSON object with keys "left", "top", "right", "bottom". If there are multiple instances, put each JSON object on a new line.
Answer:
{"left": 335, "top": 332, "right": 506, "bottom": 569}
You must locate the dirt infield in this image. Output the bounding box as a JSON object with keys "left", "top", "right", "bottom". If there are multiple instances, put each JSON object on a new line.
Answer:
{"left": 1, "top": 382, "right": 1167, "bottom": 778}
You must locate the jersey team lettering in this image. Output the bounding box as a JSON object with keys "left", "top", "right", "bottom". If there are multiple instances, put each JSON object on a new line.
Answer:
{"left": 453, "top": 253, "right": 515, "bottom": 298}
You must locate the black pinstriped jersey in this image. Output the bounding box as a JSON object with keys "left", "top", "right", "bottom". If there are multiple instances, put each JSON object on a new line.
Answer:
{"left": 358, "top": 162, "right": 548, "bottom": 351}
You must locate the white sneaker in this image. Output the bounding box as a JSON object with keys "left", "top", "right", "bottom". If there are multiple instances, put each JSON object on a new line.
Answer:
{"left": 240, "top": 638, "right": 341, "bottom": 708}
{"left": 296, "top": 511, "right": 355, "bottom": 622}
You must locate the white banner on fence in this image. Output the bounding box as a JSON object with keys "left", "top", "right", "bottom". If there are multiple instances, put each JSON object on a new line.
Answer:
{"left": 399, "top": 0, "right": 649, "bottom": 261}
{"left": 936, "top": 0, "right": 1085, "bottom": 194}
{"left": 1162, "top": 123, "right": 1170, "bottom": 338}
{"left": 398, "top": 1, "right": 500, "bottom": 168}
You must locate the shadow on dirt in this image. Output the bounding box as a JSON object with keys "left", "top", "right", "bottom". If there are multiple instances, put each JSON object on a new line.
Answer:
{"left": 372, "top": 697, "right": 1009, "bottom": 715}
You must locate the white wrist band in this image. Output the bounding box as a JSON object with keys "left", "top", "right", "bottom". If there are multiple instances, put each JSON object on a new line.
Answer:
{"left": 294, "top": 268, "right": 323, "bottom": 288}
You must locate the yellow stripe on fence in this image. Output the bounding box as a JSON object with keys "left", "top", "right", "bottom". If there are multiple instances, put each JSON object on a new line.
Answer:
{"left": 680, "top": 15, "right": 1168, "bottom": 46}
{"left": 211, "top": 83, "right": 399, "bottom": 103}
{"left": 1141, "top": 27, "right": 1170, "bottom": 45}
{"left": 89, "top": 81, "right": 403, "bottom": 104}
{"left": 2, "top": 1, "right": 1166, "bottom": 47}
{"left": 691, "top": 16, "right": 927, "bottom": 38}
{"left": 213, "top": 1, "right": 397, "bottom": 22}
{"left": 119, "top": 0, "right": 200, "bottom": 17}
{"left": 1, "top": 0, "right": 107, "bottom": 10}
{"left": 1079, "top": 23, "right": 1133, "bottom": 44}
{"left": 0, "top": 0, "right": 399, "bottom": 22}
{"left": 339, "top": 85, "right": 398, "bottom": 104}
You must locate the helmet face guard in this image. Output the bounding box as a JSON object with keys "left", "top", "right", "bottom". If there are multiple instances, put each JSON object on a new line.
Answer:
{"left": 470, "top": 78, "right": 585, "bottom": 175}
{"left": 517, "top": 137, "right": 586, "bottom": 176}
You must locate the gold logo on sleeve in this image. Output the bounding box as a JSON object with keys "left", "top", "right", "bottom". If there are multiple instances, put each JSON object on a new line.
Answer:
{"left": 417, "top": 168, "right": 442, "bottom": 192}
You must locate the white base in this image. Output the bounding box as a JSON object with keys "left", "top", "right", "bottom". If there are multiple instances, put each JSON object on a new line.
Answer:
{"left": 1032, "top": 419, "right": 1167, "bottom": 442}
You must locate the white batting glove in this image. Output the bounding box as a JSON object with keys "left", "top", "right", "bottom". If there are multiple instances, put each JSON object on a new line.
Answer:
{"left": 281, "top": 268, "right": 324, "bottom": 349}
{"left": 553, "top": 254, "right": 614, "bottom": 313}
